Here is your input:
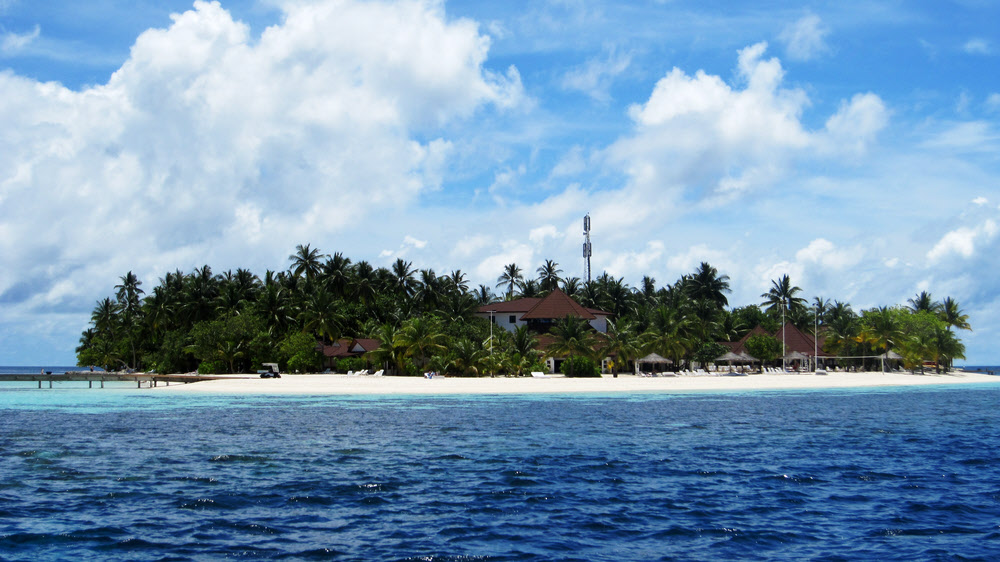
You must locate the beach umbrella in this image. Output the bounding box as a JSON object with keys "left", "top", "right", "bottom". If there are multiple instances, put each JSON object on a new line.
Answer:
{"left": 638, "top": 352, "right": 672, "bottom": 373}
{"left": 716, "top": 351, "right": 743, "bottom": 362}
{"left": 638, "top": 352, "right": 671, "bottom": 364}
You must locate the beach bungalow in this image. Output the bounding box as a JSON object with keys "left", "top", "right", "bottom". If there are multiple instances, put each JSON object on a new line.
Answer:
{"left": 475, "top": 289, "right": 611, "bottom": 334}
{"left": 320, "top": 338, "right": 381, "bottom": 371}
{"left": 722, "top": 322, "right": 830, "bottom": 371}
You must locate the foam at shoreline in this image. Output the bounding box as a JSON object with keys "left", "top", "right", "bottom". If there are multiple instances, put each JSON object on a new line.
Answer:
{"left": 153, "top": 370, "right": 1000, "bottom": 395}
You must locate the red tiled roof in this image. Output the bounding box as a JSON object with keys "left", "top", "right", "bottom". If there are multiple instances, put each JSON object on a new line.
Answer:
{"left": 724, "top": 323, "right": 830, "bottom": 357}
{"left": 775, "top": 323, "right": 830, "bottom": 356}
{"left": 476, "top": 298, "right": 541, "bottom": 314}
{"left": 521, "top": 289, "right": 598, "bottom": 320}
{"left": 322, "top": 338, "right": 382, "bottom": 358}
{"left": 352, "top": 339, "right": 381, "bottom": 353}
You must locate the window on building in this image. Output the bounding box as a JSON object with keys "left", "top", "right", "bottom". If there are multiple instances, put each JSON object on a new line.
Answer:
{"left": 509, "top": 315, "right": 517, "bottom": 324}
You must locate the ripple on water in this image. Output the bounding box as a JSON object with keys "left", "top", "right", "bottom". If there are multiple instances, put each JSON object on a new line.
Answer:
{"left": 3, "top": 388, "right": 1000, "bottom": 560}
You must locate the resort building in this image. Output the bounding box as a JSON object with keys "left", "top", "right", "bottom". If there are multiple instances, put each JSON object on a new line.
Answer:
{"left": 474, "top": 289, "right": 611, "bottom": 334}
{"left": 476, "top": 289, "right": 612, "bottom": 374}
{"left": 722, "top": 322, "right": 830, "bottom": 369}
{"left": 320, "top": 338, "right": 381, "bottom": 370}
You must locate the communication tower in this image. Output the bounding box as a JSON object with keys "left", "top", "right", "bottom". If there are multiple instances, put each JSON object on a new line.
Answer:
{"left": 583, "top": 213, "right": 592, "bottom": 283}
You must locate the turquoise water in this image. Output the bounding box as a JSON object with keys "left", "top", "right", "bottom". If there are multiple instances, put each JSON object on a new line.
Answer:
{"left": 2, "top": 386, "right": 999, "bottom": 560}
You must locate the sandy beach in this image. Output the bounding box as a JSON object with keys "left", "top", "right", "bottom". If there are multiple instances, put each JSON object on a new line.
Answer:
{"left": 154, "top": 370, "right": 1000, "bottom": 395}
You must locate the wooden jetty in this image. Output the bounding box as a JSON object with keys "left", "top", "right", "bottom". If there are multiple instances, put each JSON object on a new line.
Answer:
{"left": 0, "top": 372, "right": 252, "bottom": 389}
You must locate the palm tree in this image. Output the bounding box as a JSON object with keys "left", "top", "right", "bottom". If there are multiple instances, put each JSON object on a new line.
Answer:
{"left": 939, "top": 297, "right": 971, "bottom": 331}
{"left": 641, "top": 306, "right": 693, "bottom": 368}
{"left": 114, "top": 271, "right": 144, "bottom": 317}
{"left": 396, "top": 316, "right": 447, "bottom": 372}
{"left": 391, "top": 258, "right": 418, "bottom": 299}
{"left": 860, "top": 307, "right": 902, "bottom": 370}
{"left": 496, "top": 263, "right": 523, "bottom": 299}
{"left": 91, "top": 297, "right": 119, "bottom": 341}
{"left": 447, "top": 269, "right": 470, "bottom": 294}
{"left": 366, "top": 323, "right": 406, "bottom": 375}
{"left": 289, "top": 244, "right": 325, "bottom": 282}
{"left": 560, "top": 277, "right": 582, "bottom": 299}
{"left": 813, "top": 297, "right": 832, "bottom": 326}
{"left": 761, "top": 275, "right": 806, "bottom": 317}
{"left": 536, "top": 260, "right": 563, "bottom": 293}
{"left": 907, "top": 291, "right": 941, "bottom": 314}
{"left": 516, "top": 278, "right": 541, "bottom": 298}
{"left": 602, "top": 320, "right": 641, "bottom": 377}
{"left": 114, "top": 271, "right": 144, "bottom": 368}
{"left": 687, "top": 262, "right": 731, "bottom": 309}
{"left": 930, "top": 322, "right": 966, "bottom": 372}
{"left": 510, "top": 324, "right": 539, "bottom": 361}
{"left": 299, "top": 287, "right": 342, "bottom": 344}
{"left": 544, "top": 315, "right": 595, "bottom": 377}
{"left": 475, "top": 284, "right": 495, "bottom": 305}
{"left": 320, "top": 252, "right": 352, "bottom": 297}
{"left": 450, "top": 338, "right": 487, "bottom": 377}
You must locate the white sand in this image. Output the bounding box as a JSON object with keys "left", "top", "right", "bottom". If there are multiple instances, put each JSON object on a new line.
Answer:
{"left": 154, "top": 370, "right": 1000, "bottom": 395}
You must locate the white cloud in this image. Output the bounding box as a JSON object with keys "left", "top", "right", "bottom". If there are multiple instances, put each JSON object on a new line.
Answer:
{"left": 963, "top": 38, "right": 993, "bottom": 55}
{"left": 0, "top": 0, "right": 521, "bottom": 326}
{"left": 561, "top": 46, "right": 632, "bottom": 102}
{"left": 921, "top": 121, "right": 1000, "bottom": 153}
{"left": 987, "top": 93, "right": 1000, "bottom": 111}
{"left": 795, "top": 238, "right": 862, "bottom": 270}
{"left": 607, "top": 42, "right": 835, "bottom": 210}
{"left": 0, "top": 25, "right": 39, "bottom": 53}
{"left": 973, "top": 197, "right": 989, "bottom": 207}
{"left": 927, "top": 220, "right": 999, "bottom": 262}
{"left": 822, "top": 92, "right": 889, "bottom": 155}
{"left": 528, "top": 224, "right": 560, "bottom": 244}
{"left": 779, "top": 14, "right": 830, "bottom": 61}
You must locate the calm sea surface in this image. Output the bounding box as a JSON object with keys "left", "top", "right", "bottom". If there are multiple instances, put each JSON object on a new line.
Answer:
{"left": 1, "top": 385, "right": 999, "bottom": 561}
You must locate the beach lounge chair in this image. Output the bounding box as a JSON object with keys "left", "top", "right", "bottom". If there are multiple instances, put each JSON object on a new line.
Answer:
{"left": 531, "top": 371, "right": 551, "bottom": 378}
{"left": 372, "top": 369, "right": 384, "bottom": 377}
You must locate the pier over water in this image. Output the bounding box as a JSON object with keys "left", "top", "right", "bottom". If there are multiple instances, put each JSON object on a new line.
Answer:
{"left": 0, "top": 372, "right": 250, "bottom": 389}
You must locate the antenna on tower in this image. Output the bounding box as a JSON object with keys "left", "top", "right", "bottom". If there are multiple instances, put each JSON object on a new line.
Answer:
{"left": 583, "top": 213, "right": 592, "bottom": 283}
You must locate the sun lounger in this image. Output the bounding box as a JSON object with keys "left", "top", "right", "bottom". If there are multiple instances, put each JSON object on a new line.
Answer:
{"left": 531, "top": 371, "right": 551, "bottom": 378}
{"left": 372, "top": 369, "right": 384, "bottom": 377}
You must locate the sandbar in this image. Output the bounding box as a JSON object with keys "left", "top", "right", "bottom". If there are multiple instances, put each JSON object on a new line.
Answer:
{"left": 154, "top": 370, "right": 1000, "bottom": 395}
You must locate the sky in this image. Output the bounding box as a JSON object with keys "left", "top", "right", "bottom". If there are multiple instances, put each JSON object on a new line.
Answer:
{"left": 1, "top": 0, "right": 998, "bottom": 366}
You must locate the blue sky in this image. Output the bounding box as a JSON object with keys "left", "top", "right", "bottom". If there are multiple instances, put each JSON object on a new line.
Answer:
{"left": 1, "top": 0, "right": 998, "bottom": 365}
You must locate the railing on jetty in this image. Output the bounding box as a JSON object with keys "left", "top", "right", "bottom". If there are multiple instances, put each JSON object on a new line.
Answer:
{"left": 0, "top": 372, "right": 251, "bottom": 389}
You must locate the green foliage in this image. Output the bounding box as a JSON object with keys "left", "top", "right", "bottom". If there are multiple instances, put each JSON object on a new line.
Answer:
{"left": 279, "top": 331, "right": 321, "bottom": 373}
{"left": 77, "top": 249, "right": 972, "bottom": 378}
{"left": 560, "top": 355, "right": 600, "bottom": 378}
{"left": 197, "top": 360, "right": 225, "bottom": 375}
{"left": 337, "top": 356, "right": 367, "bottom": 373}
{"left": 745, "top": 334, "right": 781, "bottom": 363}
{"left": 694, "top": 341, "right": 729, "bottom": 367}
{"left": 188, "top": 313, "right": 266, "bottom": 373}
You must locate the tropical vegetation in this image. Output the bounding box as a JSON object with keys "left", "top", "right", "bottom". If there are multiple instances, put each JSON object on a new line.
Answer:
{"left": 76, "top": 245, "right": 969, "bottom": 376}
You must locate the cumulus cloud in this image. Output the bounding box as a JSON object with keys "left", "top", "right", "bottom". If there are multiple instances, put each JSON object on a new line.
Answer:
{"left": 0, "top": 0, "right": 522, "bottom": 329}
{"left": 822, "top": 93, "right": 889, "bottom": 155}
{"left": 605, "top": 42, "right": 884, "bottom": 215}
{"left": 795, "top": 238, "right": 863, "bottom": 270}
{"left": 927, "top": 220, "right": 999, "bottom": 262}
{"left": 779, "top": 14, "right": 830, "bottom": 61}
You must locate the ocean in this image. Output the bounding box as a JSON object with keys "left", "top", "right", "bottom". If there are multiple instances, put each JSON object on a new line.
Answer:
{"left": 1, "top": 385, "right": 999, "bottom": 561}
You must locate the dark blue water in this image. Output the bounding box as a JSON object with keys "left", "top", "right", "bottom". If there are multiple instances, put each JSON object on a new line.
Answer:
{"left": 2, "top": 386, "right": 1000, "bottom": 561}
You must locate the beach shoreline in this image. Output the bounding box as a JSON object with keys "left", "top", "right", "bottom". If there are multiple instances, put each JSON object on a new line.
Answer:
{"left": 152, "top": 370, "right": 1000, "bottom": 396}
